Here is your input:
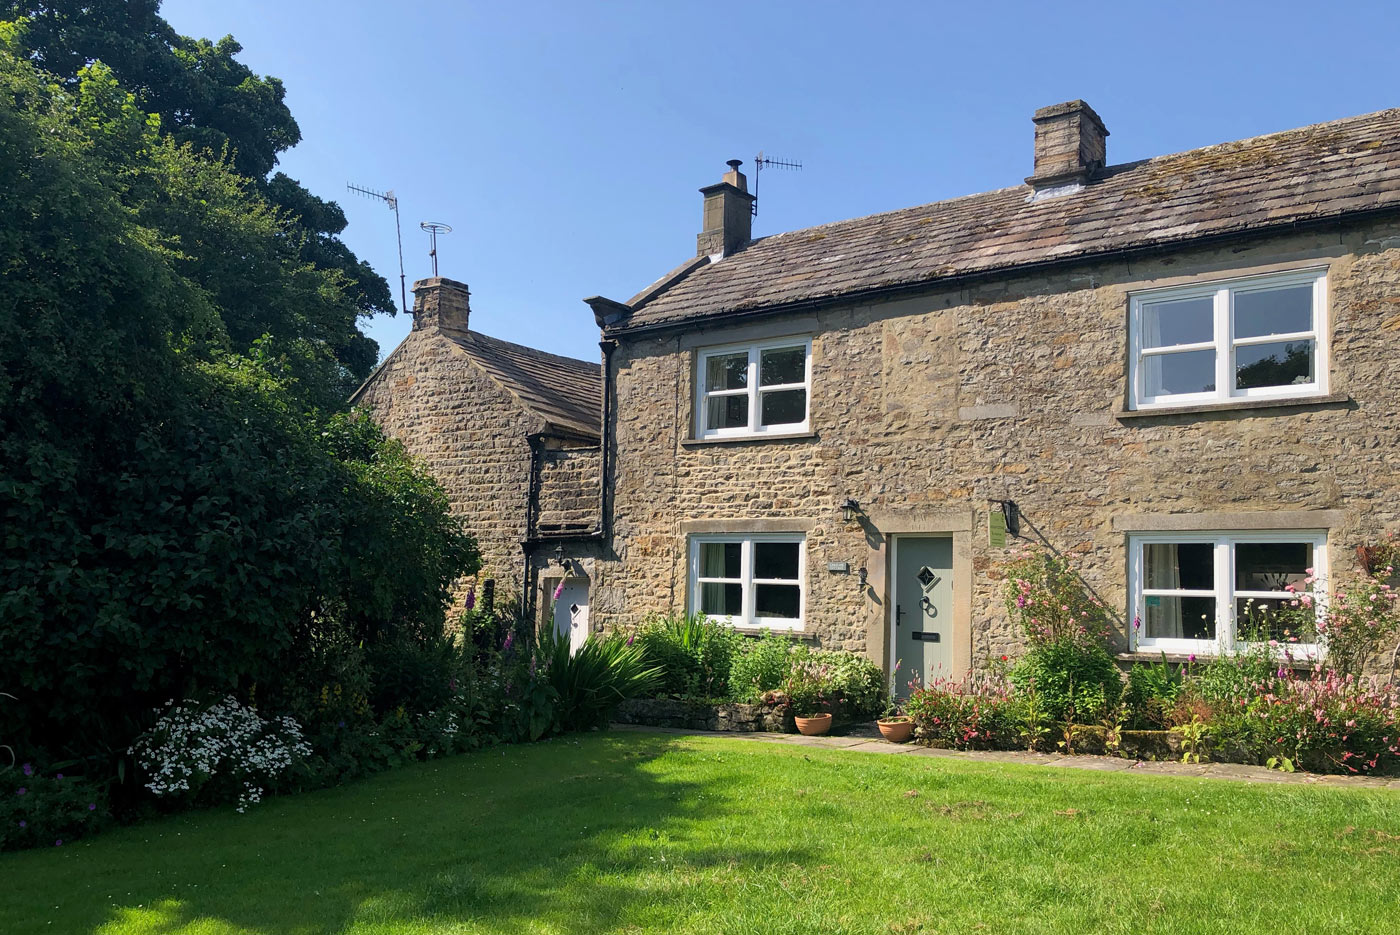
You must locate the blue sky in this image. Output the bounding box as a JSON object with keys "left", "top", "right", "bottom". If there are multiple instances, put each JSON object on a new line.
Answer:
{"left": 161, "top": 0, "right": 1398, "bottom": 364}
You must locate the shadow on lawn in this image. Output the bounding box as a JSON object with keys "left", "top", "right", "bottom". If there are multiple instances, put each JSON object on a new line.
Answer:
{"left": 17, "top": 732, "right": 805, "bottom": 935}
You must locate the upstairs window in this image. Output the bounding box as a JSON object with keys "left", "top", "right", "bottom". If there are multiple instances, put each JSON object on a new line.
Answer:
{"left": 1128, "top": 269, "right": 1327, "bottom": 409}
{"left": 696, "top": 338, "right": 811, "bottom": 438}
{"left": 689, "top": 534, "right": 805, "bottom": 630}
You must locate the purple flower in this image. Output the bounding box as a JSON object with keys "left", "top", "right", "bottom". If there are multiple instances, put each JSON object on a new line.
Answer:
{"left": 18, "top": 820, "right": 26, "bottom": 828}
{"left": 55, "top": 773, "right": 63, "bottom": 780}
{"left": 552, "top": 581, "right": 566, "bottom": 602}
{"left": 16, "top": 787, "right": 25, "bottom": 796}
{"left": 21, "top": 763, "right": 32, "bottom": 777}
{"left": 337, "top": 720, "right": 346, "bottom": 728}
{"left": 1188, "top": 654, "right": 1196, "bottom": 664}
{"left": 465, "top": 587, "right": 476, "bottom": 611}
{"left": 1133, "top": 615, "right": 1141, "bottom": 631}
{"left": 626, "top": 633, "right": 635, "bottom": 646}
{"left": 503, "top": 631, "right": 515, "bottom": 652}
{"left": 88, "top": 803, "right": 96, "bottom": 811}
{"left": 54, "top": 839, "right": 62, "bottom": 847}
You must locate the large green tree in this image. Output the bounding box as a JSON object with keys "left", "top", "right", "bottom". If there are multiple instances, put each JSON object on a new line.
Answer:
{"left": 5, "top": 0, "right": 395, "bottom": 395}
{"left": 0, "top": 27, "right": 477, "bottom": 770}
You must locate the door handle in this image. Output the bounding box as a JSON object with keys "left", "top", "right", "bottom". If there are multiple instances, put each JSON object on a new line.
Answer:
{"left": 895, "top": 604, "right": 904, "bottom": 627}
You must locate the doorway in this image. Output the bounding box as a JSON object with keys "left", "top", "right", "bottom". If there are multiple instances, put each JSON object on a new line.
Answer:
{"left": 551, "top": 578, "right": 590, "bottom": 655}
{"left": 890, "top": 535, "right": 954, "bottom": 697}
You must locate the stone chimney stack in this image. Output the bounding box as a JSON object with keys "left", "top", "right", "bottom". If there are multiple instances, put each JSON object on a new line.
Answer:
{"left": 1026, "top": 100, "right": 1109, "bottom": 192}
{"left": 411, "top": 277, "right": 470, "bottom": 333}
{"left": 696, "top": 159, "right": 756, "bottom": 257}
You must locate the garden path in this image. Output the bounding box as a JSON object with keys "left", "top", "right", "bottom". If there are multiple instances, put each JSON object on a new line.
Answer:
{"left": 611, "top": 723, "right": 1400, "bottom": 790}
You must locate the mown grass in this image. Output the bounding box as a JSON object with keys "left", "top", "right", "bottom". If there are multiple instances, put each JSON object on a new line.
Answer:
{"left": 3, "top": 732, "right": 1399, "bottom": 934}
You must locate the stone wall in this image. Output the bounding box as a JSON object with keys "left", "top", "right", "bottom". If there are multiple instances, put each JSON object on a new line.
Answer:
{"left": 594, "top": 219, "right": 1400, "bottom": 670}
{"left": 354, "top": 329, "right": 537, "bottom": 608}
{"left": 536, "top": 446, "right": 601, "bottom": 532}
{"left": 614, "top": 698, "right": 791, "bottom": 732}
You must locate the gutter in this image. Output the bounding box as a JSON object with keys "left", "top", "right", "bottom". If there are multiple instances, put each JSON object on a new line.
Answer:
{"left": 602, "top": 204, "right": 1400, "bottom": 339}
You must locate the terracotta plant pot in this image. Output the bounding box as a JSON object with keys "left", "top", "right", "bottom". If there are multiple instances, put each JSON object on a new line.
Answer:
{"left": 877, "top": 717, "right": 914, "bottom": 743}
{"left": 794, "top": 713, "right": 833, "bottom": 736}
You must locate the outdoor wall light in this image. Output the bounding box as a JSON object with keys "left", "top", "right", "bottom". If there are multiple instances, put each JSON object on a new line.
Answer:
{"left": 857, "top": 565, "right": 868, "bottom": 589}
{"left": 553, "top": 543, "right": 566, "bottom": 565}
{"left": 841, "top": 498, "right": 861, "bottom": 523}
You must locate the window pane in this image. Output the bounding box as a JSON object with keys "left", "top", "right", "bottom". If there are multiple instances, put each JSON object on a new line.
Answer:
{"left": 759, "top": 389, "right": 806, "bottom": 426}
{"left": 1144, "top": 542, "right": 1214, "bottom": 591}
{"left": 1235, "top": 542, "right": 1312, "bottom": 592}
{"left": 755, "top": 584, "right": 800, "bottom": 619}
{"left": 1237, "top": 597, "right": 1317, "bottom": 644}
{"left": 1143, "top": 349, "right": 1215, "bottom": 397}
{"left": 706, "top": 394, "right": 749, "bottom": 430}
{"left": 1144, "top": 595, "right": 1215, "bottom": 640}
{"left": 705, "top": 352, "right": 748, "bottom": 391}
{"left": 1234, "top": 284, "right": 1313, "bottom": 339}
{"left": 754, "top": 541, "right": 799, "bottom": 580}
{"left": 1235, "top": 340, "right": 1314, "bottom": 389}
{"left": 759, "top": 346, "right": 805, "bottom": 386}
{"left": 700, "top": 541, "right": 741, "bottom": 579}
{"left": 1141, "top": 296, "right": 1214, "bottom": 348}
{"left": 701, "top": 582, "right": 742, "bottom": 617}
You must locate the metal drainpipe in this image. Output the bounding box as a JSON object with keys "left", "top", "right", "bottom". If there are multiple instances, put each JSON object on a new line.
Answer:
{"left": 598, "top": 339, "right": 617, "bottom": 540}
{"left": 523, "top": 434, "right": 544, "bottom": 624}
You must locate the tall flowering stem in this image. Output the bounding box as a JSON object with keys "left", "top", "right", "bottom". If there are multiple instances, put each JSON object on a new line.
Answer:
{"left": 1000, "top": 551, "right": 1111, "bottom": 649}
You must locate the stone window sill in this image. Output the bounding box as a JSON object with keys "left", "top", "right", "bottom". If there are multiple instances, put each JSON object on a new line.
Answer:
{"left": 681, "top": 431, "right": 818, "bottom": 448}
{"left": 1114, "top": 392, "right": 1352, "bottom": 421}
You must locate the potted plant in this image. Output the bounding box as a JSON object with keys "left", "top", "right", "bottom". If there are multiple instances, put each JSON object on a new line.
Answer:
{"left": 783, "top": 661, "right": 833, "bottom": 735}
{"left": 877, "top": 698, "right": 913, "bottom": 743}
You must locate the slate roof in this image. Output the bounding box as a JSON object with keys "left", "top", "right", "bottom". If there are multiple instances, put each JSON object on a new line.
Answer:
{"left": 614, "top": 108, "right": 1400, "bottom": 334}
{"left": 449, "top": 330, "right": 601, "bottom": 439}
{"left": 350, "top": 328, "right": 601, "bottom": 440}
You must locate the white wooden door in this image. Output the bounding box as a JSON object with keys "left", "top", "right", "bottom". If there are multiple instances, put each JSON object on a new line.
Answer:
{"left": 552, "top": 579, "right": 590, "bottom": 655}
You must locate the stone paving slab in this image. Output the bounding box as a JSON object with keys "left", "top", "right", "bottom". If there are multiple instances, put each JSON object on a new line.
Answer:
{"left": 611, "top": 723, "right": 1397, "bottom": 789}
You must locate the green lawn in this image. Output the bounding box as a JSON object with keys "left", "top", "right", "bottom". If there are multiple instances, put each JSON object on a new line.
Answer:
{"left": 4, "top": 733, "right": 1398, "bottom": 934}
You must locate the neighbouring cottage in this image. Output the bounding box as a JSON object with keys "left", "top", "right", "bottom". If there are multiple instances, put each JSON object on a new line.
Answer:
{"left": 351, "top": 278, "right": 605, "bottom": 645}
{"left": 577, "top": 101, "right": 1400, "bottom": 692}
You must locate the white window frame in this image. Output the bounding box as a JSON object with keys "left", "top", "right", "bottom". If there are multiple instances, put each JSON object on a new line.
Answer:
{"left": 695, "top": 337, "right": 812, "bottom": 439}
{"left": 1128, "top": 531, "right": 1328, "bottom": 659}
{"left": 688, "top": 533, "right": 806, "bottom": 631}
{"left": 1128, "top": 268, "right": 1328, "bottom": 410}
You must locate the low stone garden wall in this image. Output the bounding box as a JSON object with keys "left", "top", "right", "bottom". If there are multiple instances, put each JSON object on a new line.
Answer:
{"left": 615, "top": 698, "right": 792, "bottom": 733}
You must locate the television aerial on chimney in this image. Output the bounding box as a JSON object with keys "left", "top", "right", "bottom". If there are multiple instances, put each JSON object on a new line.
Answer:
{"left": 752, "top": 151, "right": 803, "bottom": 217}
{"left": 346, "top": 181, "right": 409, "bottom": 314}
{"left": 419, "top": 221, "right": 453, "bottom": 277}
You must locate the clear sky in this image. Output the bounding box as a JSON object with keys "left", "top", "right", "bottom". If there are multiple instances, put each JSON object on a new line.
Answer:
{"left": 161, "top": 0, "right": 1399, "bottom": 364}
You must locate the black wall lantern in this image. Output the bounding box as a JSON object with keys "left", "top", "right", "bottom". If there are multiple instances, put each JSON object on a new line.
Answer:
{"left": 841, "top": 498, "right": 860, "bottom": 523}
{"left": 999, "top": 500, "right": 1021, "bottom": 537}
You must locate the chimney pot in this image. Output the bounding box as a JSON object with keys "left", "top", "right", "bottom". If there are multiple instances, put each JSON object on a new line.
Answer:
{"left": 411, "top": 276, "right": 470, "bottom": 333}
{"left": 697, "top": 159, "right": 755, "bottom": 257}
{"left": 1025, "top": 100, "right": 1109, "bottom": 192}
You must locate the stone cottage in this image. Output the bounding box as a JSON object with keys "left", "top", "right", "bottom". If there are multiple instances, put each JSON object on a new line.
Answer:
{"left": 351, "top": 277, "right": 605, "bottom": 647}
{"left": 578, "top": 101, "right": 1400, "bottom": 690}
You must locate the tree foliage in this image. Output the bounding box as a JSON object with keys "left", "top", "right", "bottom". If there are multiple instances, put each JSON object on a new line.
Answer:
{"left": 5, "top": 0, "right": 395, "bottom": 389}
{"left": 0, "top": 29, "right": 478, "bottom": 772}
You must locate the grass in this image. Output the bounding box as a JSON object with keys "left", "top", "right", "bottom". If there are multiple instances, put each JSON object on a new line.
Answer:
{"left": 3, "top": 733, "right": 1399, "bottom": 934}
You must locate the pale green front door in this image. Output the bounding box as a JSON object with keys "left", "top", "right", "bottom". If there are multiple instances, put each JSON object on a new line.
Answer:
{"left": 893, "top": 536, "right": 954, "bottom": 697}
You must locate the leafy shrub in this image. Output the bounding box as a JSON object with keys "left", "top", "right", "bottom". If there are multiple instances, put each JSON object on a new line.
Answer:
{"left": 1008, "top": 639, "right": 1121, "bottom": 723}
{"left": 905, "top": 673, "right": 1023, "bottom": 750}
{"left": 636, "top": 613, "right": 745, "bottom": 699}
{"left": 810, "top": 651, "right": 886, "bottom": 719}
{"left": 1191, "top": 645, "right": 1278, "bottom": 707}
{"left": 128, "top": 697, "right": 311, "bottom": 812}
{"left": 1001, "top": 551, "right": 1111, "bottom": 647}
{"left": 782, "top": 659, "right": 835, "bottom": 717}
{"left": 1, "top": 764, "right": 109, "bottom": 852}
{"left": 1209, "top": 670, "right": 1400, "bottom": 774}
{"left": 538, "top": 627, "right": 662, "bottom": 732}
{"left": 1123, "top": 654, "right": 1184, "bottom": 728}
{"left": 729, "top": 631, "right": 806, "bottom": 701}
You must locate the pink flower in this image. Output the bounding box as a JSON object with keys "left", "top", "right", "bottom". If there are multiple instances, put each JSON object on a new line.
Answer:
{"left": 552, "top": 581, "right": 565, "bottom": 602}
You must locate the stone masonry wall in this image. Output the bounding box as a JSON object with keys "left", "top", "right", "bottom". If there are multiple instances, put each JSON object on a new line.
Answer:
{"left": 594, "top": 219, "right": 1400, "bottom": 669}
{"left": 355, "top": 330, "right": 537, "bottom": 609}
{"left": 536, "top": 446, "right": 601, "bottom": 532}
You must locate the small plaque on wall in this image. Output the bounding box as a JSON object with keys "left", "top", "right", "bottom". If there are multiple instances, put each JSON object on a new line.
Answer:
{"left": 826, "top": 561, "right": 850, "bottom": 574}
{"left": 989, "top": 508, "right": 1007, "bottom": 548}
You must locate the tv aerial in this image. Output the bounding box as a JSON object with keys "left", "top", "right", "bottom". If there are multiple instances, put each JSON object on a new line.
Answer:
{"left": 752, "top": 151, "right": 803, "bottom": 217}
{"left": 419, "top": 222, "right": 453, "bottom": 277}
{"left": 346, "top": 182, "right": 408, "bottom": 315}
